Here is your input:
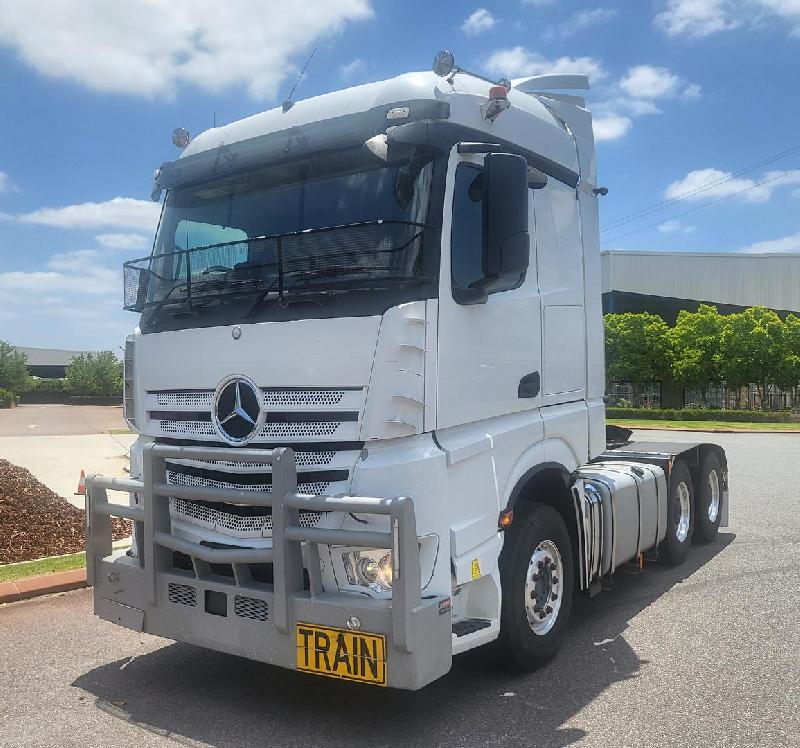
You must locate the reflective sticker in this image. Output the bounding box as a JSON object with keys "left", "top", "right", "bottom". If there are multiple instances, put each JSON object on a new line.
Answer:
{"left": 471, "top": 558, "right": 481, "bottom": 580}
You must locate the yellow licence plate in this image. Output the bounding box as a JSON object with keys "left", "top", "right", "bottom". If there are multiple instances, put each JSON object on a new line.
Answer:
{"left": 296, "top": 623, "right": 387, "bottom": 686}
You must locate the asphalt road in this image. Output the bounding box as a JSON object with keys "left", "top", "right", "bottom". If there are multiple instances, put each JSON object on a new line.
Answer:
{"left": 0, "top": 404, "right": 126, "bottom": 436}
{"left": 1, "top": 430, "right": 798, "bottom": 748}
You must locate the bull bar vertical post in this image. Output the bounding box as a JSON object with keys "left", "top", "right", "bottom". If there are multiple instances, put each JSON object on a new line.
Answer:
{"left": 142, "top": 442, "right": 170, "bottom": 605}
{"left": 84, "top": 474, "right": 112, "bottom": 587}
{"left": 270, "top": 447, "right": 301, "bottom": 633}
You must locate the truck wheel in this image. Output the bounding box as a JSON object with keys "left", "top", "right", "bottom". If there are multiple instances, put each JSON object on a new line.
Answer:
{"left": 694, "top": 452, "right": 722, "bottom": 543}
{"left": 497, "top": 503, "right": 573, "bottom": 670}
{"left": 660, "top": 460, "right": 694, "bottom": 565}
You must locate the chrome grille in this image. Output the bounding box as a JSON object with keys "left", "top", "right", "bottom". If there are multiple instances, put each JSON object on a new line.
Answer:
{"left": 168, "top": 582, "right": 197, "bottom": 607}
{"left": 259, "top": 421, "right": 341, "bottom": 438}
{"left": 262, "top": 390, "right": 345, "bottom": 407}
{"left": 156, "top": 391, "right": 213, "bottom": 408}
{"left": 160, "top": 420, "right": 216, "bottom": 436}
{"left": 170, "top": 496, "right": 322, "bottom": 534}
{"left": 190, "top": 451, "right": 336, "bottom": 469}
{"left": 166, "top": 469, "right": 331, "bottom": 496}
{"left": 234, "top": 595, "right": 269, "bottom": 622}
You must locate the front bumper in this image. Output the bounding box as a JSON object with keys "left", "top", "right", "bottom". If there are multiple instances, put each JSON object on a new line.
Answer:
{"left": 86, "top": 442, "right": 451, "bottom": 690}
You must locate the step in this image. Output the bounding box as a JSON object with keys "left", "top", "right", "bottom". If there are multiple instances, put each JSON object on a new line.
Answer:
{"left": 452, "top": 617, "right": 492, "bottom": 637}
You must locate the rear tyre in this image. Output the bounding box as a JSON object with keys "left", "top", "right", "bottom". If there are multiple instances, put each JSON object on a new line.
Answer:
{"left": 694, "top": 451, "right": 722, "bottom": 544}
{"left": 496, "top": 503, "right": 574, "bottom": 671}
{"left": 660, "top": 460, "right": 694, "bottom": 565}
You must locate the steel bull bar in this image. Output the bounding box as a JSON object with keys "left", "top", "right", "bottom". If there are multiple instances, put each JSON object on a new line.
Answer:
{"left": 85, "top": 442, "right": 451, "bottom": 689}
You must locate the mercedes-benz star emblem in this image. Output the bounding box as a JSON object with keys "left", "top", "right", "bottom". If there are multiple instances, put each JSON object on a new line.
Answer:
{"left": 212, "top": 376, "right": 263, "bottom": 445}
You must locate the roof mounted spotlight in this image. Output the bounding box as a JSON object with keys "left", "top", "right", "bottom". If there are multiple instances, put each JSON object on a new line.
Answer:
{"left": 171, "top": 127, "right": 191, "bottom": 149}
{"left": 432, "top": 50, "right": 512, "bottom": 92}
{"left": 433, "top": 49, "right": 456, "bottom": 78}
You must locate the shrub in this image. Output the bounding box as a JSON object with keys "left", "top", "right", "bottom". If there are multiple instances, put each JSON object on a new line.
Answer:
{"left": 30, "top": 378, "right": 67, "bottom": 393}
{"left": 0, "top": 388, "right": 15, "bottom": 408}
{"left": 607, "top": 407, "right": 798, "bottom": 423}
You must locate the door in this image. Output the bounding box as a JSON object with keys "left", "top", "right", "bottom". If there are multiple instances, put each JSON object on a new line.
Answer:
{"left": 533, "top": 181, "right": 587, "bottom": 406}
{"left": 436, "top": 150, "right": 543, "bottom": 429}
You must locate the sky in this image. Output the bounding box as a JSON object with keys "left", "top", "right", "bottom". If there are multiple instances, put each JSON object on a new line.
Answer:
{"left": 1, "top": 0, "right": 800, "bottom": 351}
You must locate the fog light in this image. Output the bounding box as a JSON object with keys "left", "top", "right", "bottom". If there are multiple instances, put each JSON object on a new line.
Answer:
{"left": 344, "top": 550, "right": 393, "bottom": 592}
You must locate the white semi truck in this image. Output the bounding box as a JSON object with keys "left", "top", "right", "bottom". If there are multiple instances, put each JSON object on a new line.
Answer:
{"left": 86, "top": 52, "right": 729, "bottom": 690}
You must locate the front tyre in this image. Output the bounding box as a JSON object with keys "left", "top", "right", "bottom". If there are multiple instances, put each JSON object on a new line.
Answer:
{"left": 694, "top": 451, "right": 723, "bottom": 543}
{"left": 660, "top": 460, "right": 695, "bottom": 565}
{"left": 497, "top": 503, "right": 574, "bottom": 671}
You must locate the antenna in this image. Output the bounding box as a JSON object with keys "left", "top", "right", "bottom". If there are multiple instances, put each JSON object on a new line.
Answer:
{"left": 282, "top": 47, "right": 316, "bottom": 112}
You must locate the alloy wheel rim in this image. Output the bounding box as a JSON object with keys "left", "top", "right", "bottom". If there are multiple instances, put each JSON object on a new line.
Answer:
{"left": 524, "top": 539, "right": 563, "bottom": 636}
{"left": 707, "top": 469, "right": 720, "bottom": 522}
{"left": 675, "top": 481, "right": 691, "bottom": 542}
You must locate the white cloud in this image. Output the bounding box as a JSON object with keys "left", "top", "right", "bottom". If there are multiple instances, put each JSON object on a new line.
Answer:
{"left": 0, "top": 250, "right": 117, "bottom": 297}
{"left": 463, "top": 8, "right": 496, "bottom": 36}
{"left": 0, "top": 1, "right": 373, "bottom": 99}
{"left": 655, "top": 0, "right": 800, "bottom": 38}
{"left": 95, "top": 232, "right": 151, "bottom": 251}
{"left": 545, "top": 8, "right": 618, "bottom": 39}
{"left": 655, "top": 0, "right": 738, "bottom": 37}
{"left": 665, "top": 167, "right": 800, "bottom": 203}
{"left": 0, "top": 248, "right": 130, "bottom": 348}
{"left": 658, "top": 218, "right": 696, "bottom": 233}
{"left": 17, "top": 197, "right": 161, "bottom": 232}
{"left": 0, "top": 170, "right": 17, "bottom": 193}
{"left": 619, "top": 65, "right": 700, "bottom": 100}
{"left": 484, "top": 47, "right": 607, "bottom": 83}
{"left": 339, "top": 58, "right": 367, "bottom": 82}
{"left": 593, "top": 115, "right": 633, "bottom": 142}
{"left": 591, "top": 65, "right": 701, "bottom": 137}
{"left": 738, "top": 232, "right": 800, "bottom": 253}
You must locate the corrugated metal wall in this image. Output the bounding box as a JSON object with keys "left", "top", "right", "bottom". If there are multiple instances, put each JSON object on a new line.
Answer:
{"left": 601, "top": 252, "right": 800, "bottom": 312}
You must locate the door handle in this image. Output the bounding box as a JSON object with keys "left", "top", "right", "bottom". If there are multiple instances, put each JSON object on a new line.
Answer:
{"left": 518, "top": 371, "right": 540, "bottom": 398}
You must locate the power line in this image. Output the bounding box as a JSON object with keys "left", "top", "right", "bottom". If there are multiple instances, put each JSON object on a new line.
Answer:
{"left": 600, "top": 144, "right": 800, "bottom": 233}
{"left": 602, "top": 168, "right": 798, "bottom": 246}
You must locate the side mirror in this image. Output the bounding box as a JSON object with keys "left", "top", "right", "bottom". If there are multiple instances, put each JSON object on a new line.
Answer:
{"left": 482, "top": 152, "right": 530, "bottom": 287}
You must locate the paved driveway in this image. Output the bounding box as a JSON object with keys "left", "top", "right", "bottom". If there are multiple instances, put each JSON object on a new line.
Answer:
{"left": 0, "top": 404, "right": 126, "bottom": 437}
{"left": 0, "top": 405, "right": 134, "bottom": 507}
{"left": 1, "top": 431, "right": 798, "bottom": 747}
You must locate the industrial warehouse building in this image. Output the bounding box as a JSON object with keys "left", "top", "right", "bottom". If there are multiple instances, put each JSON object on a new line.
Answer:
{"left": 13, "top": 347, "right": 89, "bottom": 378}
{"left": 601, "top": 250, "right": 800, "bottom": 409}
{"left": 601, "top": 250, "right": 800, "bottom": 321}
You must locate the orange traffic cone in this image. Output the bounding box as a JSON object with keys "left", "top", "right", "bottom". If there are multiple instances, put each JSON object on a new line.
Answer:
{"left": 74, "top": 470, "right": 86, "bottom": 496}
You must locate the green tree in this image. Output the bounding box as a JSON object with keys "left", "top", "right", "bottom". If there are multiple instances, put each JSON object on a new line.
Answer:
{"left": 604, "top": 312, "right": 672, "bottom": 384}
{"left": 668, "top": 304, "right": 725, "bottom": 405}
{"left": 0, "top": 340, "right": 30, "bottom": 394}
{"left": 719, "top": 306, "right": 784, "bottom": 409}
{"left": 65, "top": 351, "right": 123, "bottom": 396}
{"left": 776, "top": 313, "right": 800, "bottom": 403}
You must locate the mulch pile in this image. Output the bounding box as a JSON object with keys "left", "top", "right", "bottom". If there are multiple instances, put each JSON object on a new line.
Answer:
{"left": 0, "top": 459, "right": 131, "bottom": 564}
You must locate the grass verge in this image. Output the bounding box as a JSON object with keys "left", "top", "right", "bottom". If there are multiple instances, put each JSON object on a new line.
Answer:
{"left": 107, "top": 428, "right": 135, "bottom": 435}
{"left": 0, "top": 552, "right": 85, "bottom": 584}
{"left": 607, "top": 418, "right": 800, "bottom": 432}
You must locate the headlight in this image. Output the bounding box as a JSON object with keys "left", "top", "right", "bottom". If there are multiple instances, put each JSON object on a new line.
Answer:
{"left": 343, "top": 549, "right": 393, "bottom": 592}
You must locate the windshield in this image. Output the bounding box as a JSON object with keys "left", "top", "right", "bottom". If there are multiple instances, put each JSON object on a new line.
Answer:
{"left": 128, "top": 147, "right": 436, "bottom": 322}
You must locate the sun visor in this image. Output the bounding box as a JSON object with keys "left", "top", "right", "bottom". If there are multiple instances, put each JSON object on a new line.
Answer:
{"left": 150, "top": 99, "right": 451, "bottom": 201}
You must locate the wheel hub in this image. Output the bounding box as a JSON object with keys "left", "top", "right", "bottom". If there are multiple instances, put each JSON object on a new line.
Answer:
{"left": 674, "top": 481, "right": 691, "bottom": 542}
{"left": 524, "top": 539, "right": 563, "bottom": 635}
{"left": 707, "top": 469, "right": 720, "bottom": 522}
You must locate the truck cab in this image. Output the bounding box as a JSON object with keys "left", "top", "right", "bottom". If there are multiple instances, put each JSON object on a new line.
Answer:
{"left": 86, "top": 57, "right": 728, "bottom": 689}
